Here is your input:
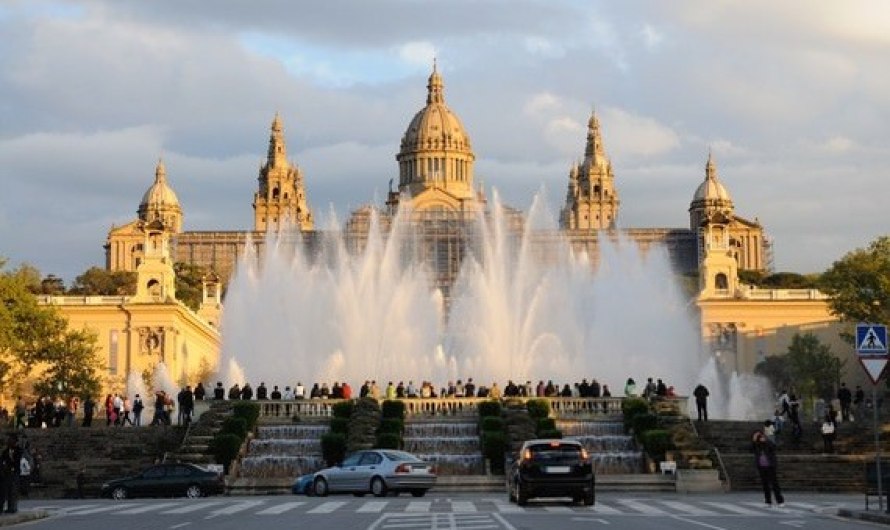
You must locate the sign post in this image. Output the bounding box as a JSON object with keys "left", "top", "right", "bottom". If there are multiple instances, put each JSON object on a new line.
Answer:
{"left": 857, "top": 323, "right": 889, "bottom": 512}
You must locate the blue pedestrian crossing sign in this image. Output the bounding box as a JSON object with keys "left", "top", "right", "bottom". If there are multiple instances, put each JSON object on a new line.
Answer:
{"left": 857, "top": 324, "right": 888, "bottom": 355}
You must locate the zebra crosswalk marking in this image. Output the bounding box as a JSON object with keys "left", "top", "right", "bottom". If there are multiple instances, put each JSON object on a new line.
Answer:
{"left": 658, "top": 500, "right": 719, "bottom": 515}
{"left": 307, "top": 501, "right": 347, "bottom": 514}
{"left": 163, "top": 501, "right": 224, "bottom": 514}
{"left": 587, "top": 502, "right": 621, "bottom": 514}
{"left": 452, "top": 501, "right": 477, "bottom": 512}
{"left": 494, "top": 502, "right": 523, "bottom": 514}
{"left": 405, "top": 501, "right": 431, "bottom": 512}
{"left": 543, "top": 506, "right": 574, "bottom": 513}
{"left": 616, "top": 499, "right": 669, "bottom": 515}
{"left": 68, "top": 504, "right": 136, "bottom": 515}
{"left": 701, "top": 501, "right": 763, "bottom": 515}
{"left": 117, "top": 502, "right": 180, "bottom": 514}
{"left": 256, "top": 501, "right": 305, "bottom": 515}
{"left": 356, "top": 501, "right": 388, "bottom": 513}
{"left": 208, "top": 500, "right": 265, "bottom": 516}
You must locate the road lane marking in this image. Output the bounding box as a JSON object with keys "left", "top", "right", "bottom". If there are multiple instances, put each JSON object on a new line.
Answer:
{"left": 117, "top": 502, "right": 180, "bottom": 514}
{"left": 494, "top": 502, "right": 524, "bottom": 513}
{"left": 405, "top": 501, "right": 431, "bottom": 512}
{"left": 670, "top": 515, "right": 731, "bottom": 530}
{"left": 586, "top": 502, "right": 621, "bottom": 514}
{"left": 207, "top": 500, "right": 265, "bottom": 516}
{"left": 452, "top": 501, "right": 477, "bottom": 512}
{"left": 543, "top": 505, "right": 574, "bottom": 513}
{"left": 169, "top": 523, "right": 192, "bottom": 529}
{"left": 701, "top": 501, "right": 764, "bottom": 515}
{"left": 616, "top": 499, "right": 668, "bottom": 515}
{"left": 307, "top": 501, "right": 347, "bottom": 514}
{"left": 256, "top": 501, "right": 305, "bottom": 514}
{"left": 357, "top": 501, "right": 388, "bottom": 513}
{"left": 163, "top": 501, "right": 223, "bottom": 514}
{"left": 67, "top": 504, "right": 136, "bottom": 515}
{"left": 658, "top": 500, "right": 719, "bottom": 515}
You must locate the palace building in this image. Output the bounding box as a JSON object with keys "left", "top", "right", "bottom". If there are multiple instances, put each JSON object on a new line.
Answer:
{"left": 96, "top": 64, "right": 868, "bottom": 386}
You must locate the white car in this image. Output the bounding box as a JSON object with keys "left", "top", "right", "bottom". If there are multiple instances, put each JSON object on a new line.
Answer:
{"left": 312, "top": 449, "right": 437, "bottom": 497}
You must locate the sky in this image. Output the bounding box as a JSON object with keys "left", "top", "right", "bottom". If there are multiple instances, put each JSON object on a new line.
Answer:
{"left": 1, "top": 0, "right": 888, "bottom": 282}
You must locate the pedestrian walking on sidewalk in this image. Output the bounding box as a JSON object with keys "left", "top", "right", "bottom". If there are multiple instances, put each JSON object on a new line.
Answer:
{"left": 752, "top": 430, "right": 784, "bottom": 507}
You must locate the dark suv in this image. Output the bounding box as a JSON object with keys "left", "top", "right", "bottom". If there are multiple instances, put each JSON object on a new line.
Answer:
{"left": 507, "top": 439, "right": 595, "bottom": 506}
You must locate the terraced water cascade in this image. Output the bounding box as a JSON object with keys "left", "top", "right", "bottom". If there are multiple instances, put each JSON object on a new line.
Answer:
{"left": 402, "top": 421, "right": 485, "bottom": 475}
{"left": 558, "top": 420, "right": 644, "bottom": 474}
{"left": 239, "top": 424, "right": 329, "bottom": 478}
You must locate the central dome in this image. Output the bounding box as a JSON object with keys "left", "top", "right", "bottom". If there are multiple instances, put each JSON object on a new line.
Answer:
{"left": 399, "top": 64, "right": 472, "bottom": 155}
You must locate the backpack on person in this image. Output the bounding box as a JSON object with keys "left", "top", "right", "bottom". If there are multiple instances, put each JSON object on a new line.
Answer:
{"left": 20, "top": 456, "right": 31, "bottom": 476}
{"left": 821, "top": 421, "right": 835, "bottom": 435}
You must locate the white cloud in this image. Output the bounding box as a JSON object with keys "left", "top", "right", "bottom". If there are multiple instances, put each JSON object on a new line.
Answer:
{"left": 523, "top": 92, "right": 563, "bottom": 117}
{"left": 600, "top": 108, "right": 681, "bottom": 158}
{"left": 640, "top": 23, "right": 664, "bottom": 50}
{"left": 397, "top": 41, "right": 437, "bottom": 67}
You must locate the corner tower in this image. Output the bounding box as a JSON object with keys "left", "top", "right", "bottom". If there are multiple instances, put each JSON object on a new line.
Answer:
{"left": 253, "top": 113, "right": 314, "bottom": 231}
{"left": 390, "top": 62, "right": 480, "bottom": 213}
{"left": 560, "top": 111, "right": 620, "bottom": 230}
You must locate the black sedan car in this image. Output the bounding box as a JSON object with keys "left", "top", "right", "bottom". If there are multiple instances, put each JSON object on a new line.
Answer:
{"left": 101, "top": 463, "right": 225, "bottom": 500}
{"left": 507, "top": 439, "right": 595, "bottom": 506}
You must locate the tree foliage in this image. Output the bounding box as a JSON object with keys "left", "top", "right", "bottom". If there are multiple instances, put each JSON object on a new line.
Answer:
{"left": 68, "top": 266, "right": 136, "bottom": 296}
{"left": 757, "top": 333, "right": 844, "bottom": 401}
{"left": 174, "top": 262, "right": 206, "bottom": 312}
{"left": 739, "top": 270, "right": 820, "bottom": 289}
{"left": 820, "top": 236, "right": 890, "bottom": 326}
{"left": 1, "top": 259, "right": 103, "bottom": 398}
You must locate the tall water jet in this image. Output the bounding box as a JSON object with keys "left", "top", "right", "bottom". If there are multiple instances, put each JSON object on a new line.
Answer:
{"left": 153, "top": 361, "right": 177, "bottom": 396}
{"left": 220, "top": 191, "right": 707, "bottom": 404}
{"left": 126, "top": 370, "right": 148, "bottom": 401}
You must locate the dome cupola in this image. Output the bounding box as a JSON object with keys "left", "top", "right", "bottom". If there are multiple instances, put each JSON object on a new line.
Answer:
{"left": 138, "top": 159, "right": 183, "bottom": 232}
{"left": 395, "top": 61, "right": 476, "bottom": 207}
{"left": 689, "top": 152, "right": 734, "bottom": 229}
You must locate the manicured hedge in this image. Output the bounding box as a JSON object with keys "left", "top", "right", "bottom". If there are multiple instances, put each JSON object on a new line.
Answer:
{"left": 536, "top": 417, "right": 556, "bottom": 433}
{"left": 537, "top": 429, "right": 562, "bottom": 439}
{"left": 332, "top": 401, "right": 355, "bottom": 419}
{"left": 381, "top": 400, "right": 406, "bottom": 419}
{"left": 481, "top": 416, "right": 505, "bottom": 432}
{"left": 640, "top": 429, "right": 673, "bottom": 462}
{"left": 478, "top": 400, "right": 502, "bottom": 418}
{"left": 376, "top": 432, "right": 401, "bottom": 449}
{"left": 209, "top": 433, "right": 243, "bottom": 472}
{"left": 482, "top": 431, "right": 507, "bottom": 474}
{"left": 378, "top": 418, "right": 404, "bottom": 435}
{"left": 220, "top": 416, "right": 248, "bottom": 439}
{"left": 631, "top": 413, "right": 658, "bottom": 436}
{"left": 232, "top": 402, "right": 260, "bottom": 431}
{"left": 526, "top": 399, "right": 550, "bottom": 419}
{"left": 621, "top": 397, "right": 650, "bottom": 432}
{"left": 321, "top": 433, "right": 347, "bottom": 466}
{"left": 329, "top": 417, "right": 350, "bottom": 435}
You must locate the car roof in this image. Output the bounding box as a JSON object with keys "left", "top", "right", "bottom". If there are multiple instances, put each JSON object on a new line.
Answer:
{"left": 521, "top": 439, "right": 582, "bottom": 448}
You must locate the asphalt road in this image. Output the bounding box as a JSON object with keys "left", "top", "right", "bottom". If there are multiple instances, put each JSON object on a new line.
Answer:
{"left": 17, "top": 491, "right": 867, "bottom": 530}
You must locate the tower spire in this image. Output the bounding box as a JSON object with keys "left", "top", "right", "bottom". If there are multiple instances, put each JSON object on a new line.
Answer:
{"left": 155, "top": 158, "right": 167, "bottom": 183}
{"left": 706, "top": 149, "right": 717, "bottom": 181}
{"left": 584, "top": 109, "right": 607, "bottom": 166}
{"left": 267, "top": 112, "right": 287, "bottom": 166}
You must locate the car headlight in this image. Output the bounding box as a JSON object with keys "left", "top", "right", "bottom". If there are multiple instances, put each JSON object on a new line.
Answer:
{"left": 101, "top": 483, "right": 109, "bottom": 489}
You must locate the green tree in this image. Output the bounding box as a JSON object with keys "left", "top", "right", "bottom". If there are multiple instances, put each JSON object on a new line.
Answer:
{"left": 174, "top": 262, "right": 207, "bottom": 312}
{"left": 68, "top": 267, "right": 136, "bottom": 296}
{"left": 820, "top": 236, "right": 890, "bottom": 326}
{"left": 784, "top": 333, "right": 844, "bottom": 401}
{"left": 1, "top": 259, "right": 103, "bottom": 398}
{"left": 754, "top": 354, "right": 792, "bottom": 392}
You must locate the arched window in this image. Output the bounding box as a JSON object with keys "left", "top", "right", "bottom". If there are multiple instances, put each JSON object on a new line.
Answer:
{"left": 715, "top": 273, "right": 728, "bottom": 290}
{"left": 147, "top": 279, "right": 161, "bottom": 297}
{"left": 272, "top": 187, "right": 280, "bottom": 199}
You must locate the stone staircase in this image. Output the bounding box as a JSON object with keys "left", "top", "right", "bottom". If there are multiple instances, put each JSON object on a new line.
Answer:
{"left": 170, "top": 401, "right": 233, "bottom": 466}
{"left": 1, "top": 425, "right": 184, "bottom": 498}
{"left": 696, "top": 420, "right": 885, "bottom": 492}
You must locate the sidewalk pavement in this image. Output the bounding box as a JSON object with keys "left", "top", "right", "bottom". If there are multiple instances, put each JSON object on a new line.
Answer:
{"left": 0, "top": 510, "right": 49, "bottom": 527}
{"left": 838, "top": 508, "right": 890, "bottom": 525}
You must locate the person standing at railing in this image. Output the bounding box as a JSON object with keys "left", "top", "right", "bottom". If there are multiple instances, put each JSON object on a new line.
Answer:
{"left": 342, "top": 382, "right": 352, "bottom": 400}
{"left": 489, "top": 382, "right": 501, "bottom": 399}
{"left": 132, "top": 394, "right": 143, "bottom": 426}
{"left": 295, "top": 382, "right": 305, "bottom": 399}
{"left": 385, "top": 382, "right": 396, "bottom": 399}
{"left": 213, "top": 382, "right": 225, "bottom": 400}
{"left": 465, "top": 378, "right": 476, "bottom": 398}
{"left": 370, "top": 381, "right": 380, "bottom": 400}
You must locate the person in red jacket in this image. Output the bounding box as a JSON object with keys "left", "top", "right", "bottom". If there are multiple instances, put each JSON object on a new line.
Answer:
{"left": 341, "top": 382, "right": 352, "bottom": 400}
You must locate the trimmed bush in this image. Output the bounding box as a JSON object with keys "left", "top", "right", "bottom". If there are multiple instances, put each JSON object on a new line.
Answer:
{"left": 209, "top": 432, "right": 243, "bottom": 472}
{"left": 381, "top": 400, "right": 406, "bottom": 419}
{"left": 526, "top": 399, "right": 550, "bottom": 419}
{"left": 631, "top": 413, "right": 659, "bottom": 436}
{"left": 232, "top": 402, "right": 260, "bottom": 431}
{"left": 537, "top": 429, "right": 562, "bottom": 439}
{"left": 329, "top": 417, "right": 350, "bottom": 435}
{"left": 478, "top": 400, "right": 502, "bottom": 418}
{"left": 220, "top": 416, "right": 248, "bottom": 439}
{"left": 331, "top": 401, "right": 355, "bottom": 419}
{"left": 321, "top": 432, "right": 347, "bottom": 466}
{"left": 376, "top": 432, "right": 401, "bottom": 449}
{"left": 480, "top": 416, "right": 505, "bottom": 432}
{"left": 536, "top": 417, "right": 556, "bottom": 434}
{"left": 641, "top": 429, "right": 674, "bottom": 462}
{"left": 482, "top": 431, "right": 507, "bottom": 474}
{"left": 378, "top": 418, "right": 404, "bottom": 435}
{"left": 622, "top": 397, "right": 650, "bottom": 431}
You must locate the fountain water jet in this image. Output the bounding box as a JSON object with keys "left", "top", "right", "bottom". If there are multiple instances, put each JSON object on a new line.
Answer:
{"left": 219, "top": 191, "right": 760, "bottom": 417}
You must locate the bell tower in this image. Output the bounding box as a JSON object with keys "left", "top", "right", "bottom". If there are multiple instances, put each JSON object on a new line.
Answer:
{"left": 560, "top": 110, "right": 620, "bottom": 230}
{"left": 253, "top": 113, "right": 314, "bottom": 232}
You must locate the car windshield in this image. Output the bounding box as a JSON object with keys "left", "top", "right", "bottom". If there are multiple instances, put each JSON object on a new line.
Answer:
{"left": 381, "top": 451, "right": 421, "bottom": 462}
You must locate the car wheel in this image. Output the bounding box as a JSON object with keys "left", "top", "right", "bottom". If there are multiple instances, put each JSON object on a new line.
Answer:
{"left": 186, "top": 484, "right": 203, "bottom": 499}
{"left": 584, "top": 491, "right": 595, "bottom": 506}
{"left": 410, "top": 489, "right": 426, "bottom": 498}
{"left": 353, "top": 492, "right": 366, "bottom": 497}
{"left": 313, "top": 477, "right": 329, "bottom": 497}
{"left": 516, "top": 484, "right": 529, "bottom": 507}
{"left": 370, "top": 476, "right": 388, "bottom": 498}
{"left": 111, "top": 486, "right": 128, "bottom": 500}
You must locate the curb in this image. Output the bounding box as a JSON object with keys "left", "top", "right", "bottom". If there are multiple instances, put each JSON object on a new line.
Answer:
{"left": 0, "top": 510, "right": 50, "bottom": 527}
{"left": 837, "top": 508, "right": 890, "bottom": 525}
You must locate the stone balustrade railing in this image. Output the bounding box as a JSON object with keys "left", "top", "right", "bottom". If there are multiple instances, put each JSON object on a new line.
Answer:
{"left": 245, "top": 396, "right": 689, "bottom": 421}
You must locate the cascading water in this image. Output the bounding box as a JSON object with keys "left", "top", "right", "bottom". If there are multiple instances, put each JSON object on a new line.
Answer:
{"left": 557, "top": 420, "right": 643, "bottom": 474}
{"left": 402, "top": 422, "right": 484, "bottom": 475}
